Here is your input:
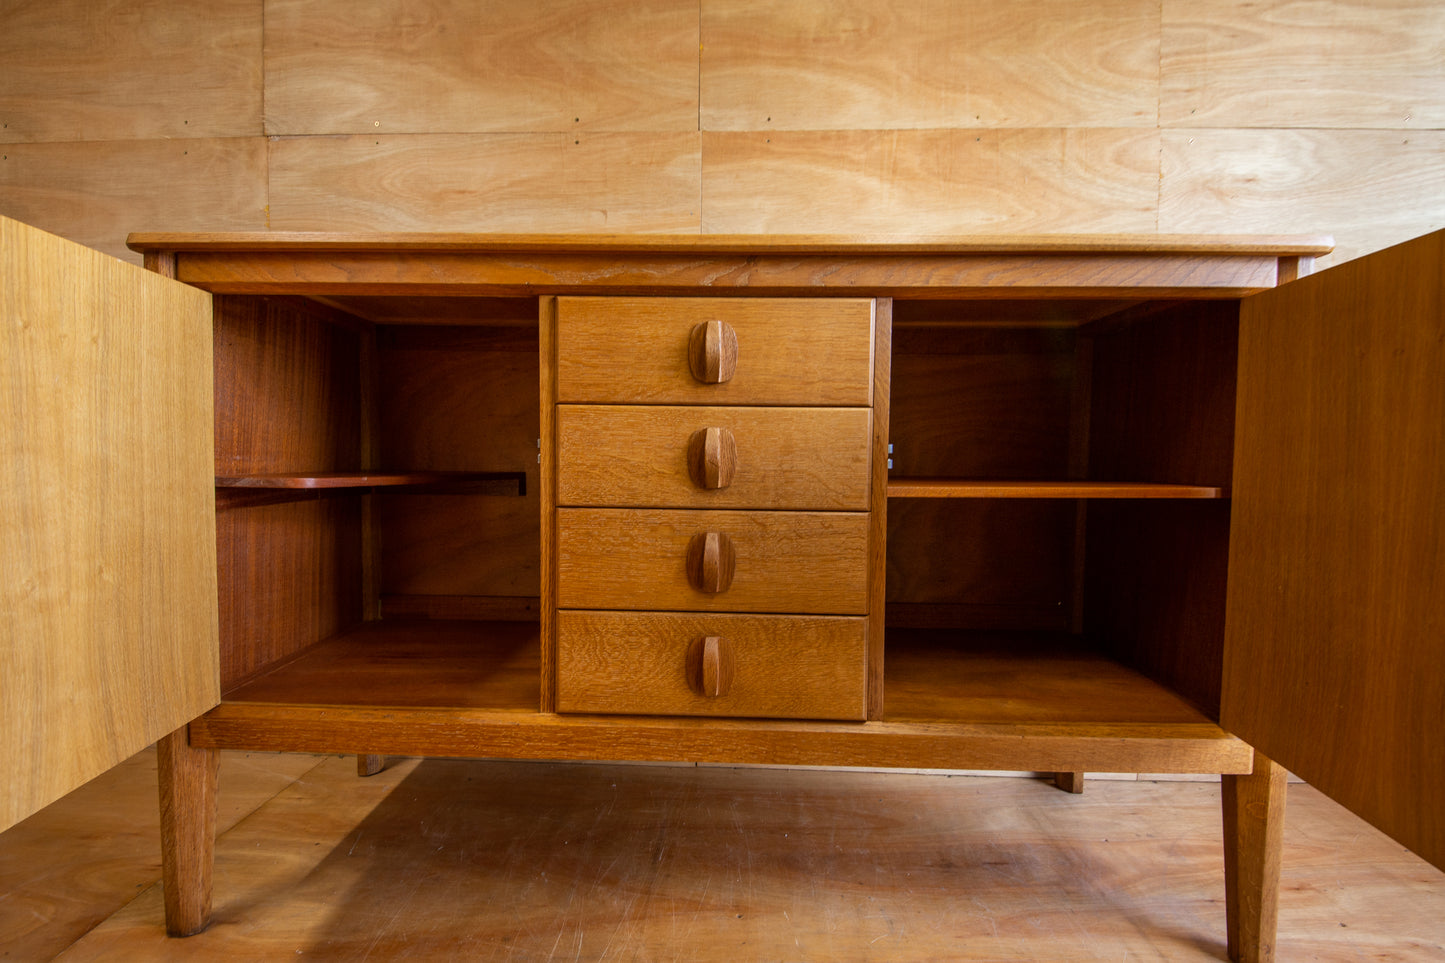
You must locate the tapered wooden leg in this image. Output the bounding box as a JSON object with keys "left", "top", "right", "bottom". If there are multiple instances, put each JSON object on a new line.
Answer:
{"left": 1053, "top": 771, "right": 1085, "bottom": 793}
{"left": 357, "top": 754, "right": 385, "bottom": 777}
{"left": 157, "top": 726, "right": 218, "bottom": 937}
{"left": 1222, "top": 748, "right": 1287, "bottom": 963}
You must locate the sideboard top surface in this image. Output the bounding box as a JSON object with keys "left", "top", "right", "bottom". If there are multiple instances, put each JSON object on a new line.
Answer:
{"left": 126, "top": 232, "right": 1335, "bottom": 300}
{"left": 127, "top": 231, "right": 1335, "bottom": 256}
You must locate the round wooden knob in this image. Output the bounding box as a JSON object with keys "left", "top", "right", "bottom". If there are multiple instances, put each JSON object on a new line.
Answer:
{"left": 687, "top": 636, "right": 735, "bottom": 698}
{"left": 685, "top": 532, "right": 736, "bottom": 594}
{"left": 687, "top": 427, "right": 738, "bottom": 490}
{"left": 688, "top": 320, "right": 738, "bottom": 384}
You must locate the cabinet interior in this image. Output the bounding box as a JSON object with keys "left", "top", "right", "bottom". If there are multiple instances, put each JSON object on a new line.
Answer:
{"left": 215, "top": 292, "right": 1239, "bottom": 732}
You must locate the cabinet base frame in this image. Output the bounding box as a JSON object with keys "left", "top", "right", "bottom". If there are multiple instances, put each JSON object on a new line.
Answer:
{"left": 166, "top": 709, "right": 1274, "bottom": 943}
{"left": 189, "top": 703, "right": 1253, "bottom": 775}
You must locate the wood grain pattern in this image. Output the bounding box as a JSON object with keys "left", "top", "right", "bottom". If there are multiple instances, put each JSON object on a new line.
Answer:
{"left": 687, "top": 426, "right": 738, "bottom": 490}
{"left": 0, "top": 138, "right": 268, "bottom": 263}
{"left": 374, "top": 323, "right": 540, "bottom": 600}
{"left": 377, "top": 495, "right": 539, "bottom": 599}
{"left": 1083, "top": 301, "right": 1238, "bottom": 717}
{"left": 200, "top": 620, "right": 1235, "bottom": 768}
{"left": 557, "top": 508, "right": 870, "bottom": 615}
{"left": 884, "top": 631, "right": 1222, "bottom": 727}
{"left": 685, "top": 531, "right": 736, "bottom": 595}
{"left": 211, "top": 293, "right": 368, "bottom": 689}
{"left": 223, "top": 621, "right": 540, "bottom": 710}
{"left": 888, "top": 480, "right": 1223, "bottom": 499}
{"left": 0, "top": 216, "right": 219, "bottom": 832}
{"left": 1085, "top": 500, "right": 1232, "bottom": 719}
{"left": 540, "top": 298, "right": 559, "bottom": 713}
{"left": 213, "top": 295, "right": 363, "bottom": 475}
{"left": 0, "top": 0, "right": 261, "bottom": 144}
{"left": 886, "top": 324, "right": 1076, "bottom": 628}
{"left": 886, "top": 500, "right": 1074, "bottom": 630}
{"left": 156, "top": 730, "right": 217, "bottom": 937}
{"left": 1161, "top": 0, "right": 1445, "bottom": 129}
{"left": 702, "top": 0, "right": 1160, "bottom": 129}
{"left": 895, "top": 299, "right": 1143, "bottom": 327}
{"left": 687, "top": 319, "right": 739, "bottom": 385}
{"left": 702, "top": 129, "right": 1160, "bottom": 235}
{"left": 557, "top": 405, "right": 872, "bottom": 510}
{"left": 556, "top": 297, "right": 875, "bottom": 406}
{"left": 357, "top": 323, "right": 381, "bottom": 619}
{"left": 867, "top": 300, "right": 892, "bottom": 718}
{"left": 216, "top": 497, "right": 363, "bottom": 690}
{"left": 1223, "top": 749, "right": 1288, "bottom": 963}
{"left": 1054, "top": 771, "right": 1086, "bottom": 794}
{"left": 1161, "top": 129, "right": 1445, "bottom": 266}
{"left": 165, "top": 248, "right": 1296, "bottom": 299}
{"left": 188, "top": 703, "right": 1251, "bottom": 775}
{"left": 1067, "top": 330, "right": 1094, "bottom": 634}
{"left": 1224, "top": 229, "right": 1445, "bottom": 871}
{"left": 555, "top": 611, "right": 867, "bottom": 720}
{"left": 313, "top": 296, "right": 538, "bottom": 326}
{"left": 889, "top": 325, "right": 1077, "bottom": 478}
{"left": 378, "top": 594, "right": 539, "bottom": 621}
{"left": 1087, "top": 300, "right": 1238, "bottom": 490}
{"left": 132, "top": 233, "right": 1333, "bottom": 256}
{"left": 264, "top": 0, "right": 698, "bottom": 134}
{"left": 216, "top": 470, "right": 521, "bottom": 490}
{"left": 266, "top": 133, "right": 701, "bottom": 234}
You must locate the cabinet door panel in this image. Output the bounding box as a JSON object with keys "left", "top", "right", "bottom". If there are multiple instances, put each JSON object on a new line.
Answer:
{"left": 1224, "top": 229, "right": 1444, "bottom": 869}
{"left": 1, "top": 217, "right": 219, "bottom": 832}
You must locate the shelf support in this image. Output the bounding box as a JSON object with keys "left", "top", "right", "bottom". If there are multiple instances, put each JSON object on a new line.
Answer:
{"left": 1222, "top": 748, "right": 1287, "bottom": 963}
{"left": 157, "top": 726, "right": 218, "bottom": 936}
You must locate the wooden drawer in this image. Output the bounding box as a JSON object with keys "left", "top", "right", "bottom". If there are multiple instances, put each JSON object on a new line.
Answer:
{"left": 556, "top": 508, "right": 869, "bottom": 614}
{"left": 555, "top": 297, "right": 875, "bottom": 405}
{"left": 556, "top": 610, "right": 867, "bottom": 720}
{"left": 556, "top": 404, "right": 872, "bottom": 510}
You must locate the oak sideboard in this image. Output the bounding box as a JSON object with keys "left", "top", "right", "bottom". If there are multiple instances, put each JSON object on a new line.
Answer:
{"left": 4, "top": 216, "right": 1441, "bottom": 961}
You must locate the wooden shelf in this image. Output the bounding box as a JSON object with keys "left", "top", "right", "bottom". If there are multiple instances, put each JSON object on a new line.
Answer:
{"left": 216, "top": 470, "right": 526, "bottom": 492}
{"left": 887, "top": 479, "right": 1225, "bottom": 499}
{"left": 214, "top": 470, "right": 527, "bottom": 509}
{"left": 223, "top": 620, "right": 540, "bottom": 710}
{"left": 881, "top": 629, "right": 1217, "bottom": 726}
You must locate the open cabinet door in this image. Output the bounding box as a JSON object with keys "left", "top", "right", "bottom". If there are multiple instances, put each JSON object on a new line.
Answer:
{"left": 1224, "top": 230, "right": 1444, "bottom": 870}
{"left": 1, "top": 216, "right": 219, "bottom": 832}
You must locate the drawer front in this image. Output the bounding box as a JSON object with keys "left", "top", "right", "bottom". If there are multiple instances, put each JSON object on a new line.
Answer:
{"left": 557, "top": 405, "right": 872, "bottom": 510}
{"left": 556, "top": 610, "right": 867, "bottom": 720}
{"left": 555, "top": 297, "right": 875, "bottom": 405}
{"left": 556, "top": 508, "right": 869, "bottom": 614}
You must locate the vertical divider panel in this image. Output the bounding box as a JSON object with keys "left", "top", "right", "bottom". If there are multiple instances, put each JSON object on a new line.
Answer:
{"left": 539, "top": 297, "right": 559, "bottom": 713}
{"left": 868, "top": 299, "right": 891, "bottom": 720}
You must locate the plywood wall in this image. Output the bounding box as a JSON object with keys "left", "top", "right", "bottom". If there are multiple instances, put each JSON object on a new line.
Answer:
{"left": 2, "top": 0, "right": 1442, "bottom": 264}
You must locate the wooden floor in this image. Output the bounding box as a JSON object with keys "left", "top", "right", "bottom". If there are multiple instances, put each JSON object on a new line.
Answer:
{"left": 2, "top": 750, "right": 1442, "bottom": 961}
